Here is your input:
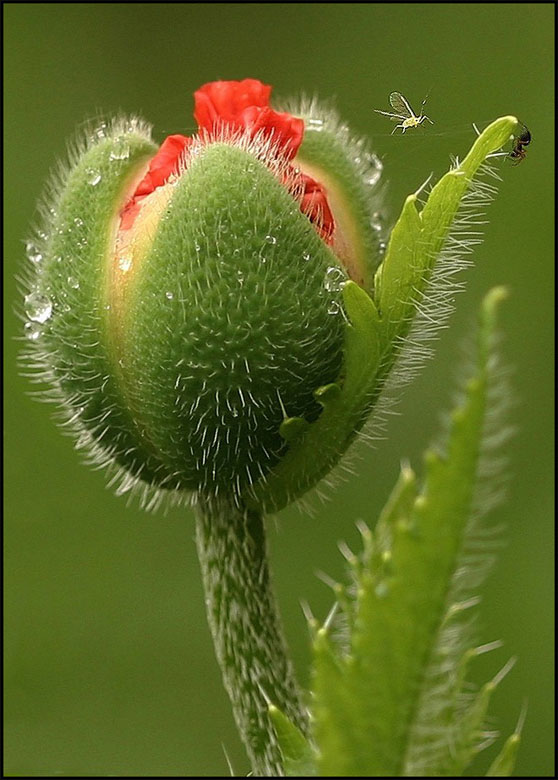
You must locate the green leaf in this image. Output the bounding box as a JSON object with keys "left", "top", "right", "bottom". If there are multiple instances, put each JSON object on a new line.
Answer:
{"left": 376, "top": 116, "right": 517, "bottom": 352}
{"left": 246, "top": 117, "right": 519, "bottom": 516}
{"left": 486, "top": 734, "right": 521, "bottom": 777}
{"left": 311, "top": 287, "right": 514, "bottom": 777}
{"left": 269, "top": 705, "right": 317, "bottom": 776}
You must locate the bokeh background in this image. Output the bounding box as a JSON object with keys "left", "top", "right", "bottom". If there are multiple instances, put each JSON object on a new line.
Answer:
{"left": 4, "top": 3, "right": 554, "bottom": 776}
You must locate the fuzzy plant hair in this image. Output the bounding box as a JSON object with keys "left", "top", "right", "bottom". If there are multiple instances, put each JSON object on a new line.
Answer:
{"left": 19, "top": 77, "right": 524, "bottom": 777}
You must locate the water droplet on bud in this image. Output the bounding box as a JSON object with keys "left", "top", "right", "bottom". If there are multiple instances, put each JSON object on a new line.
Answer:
{"left": 86, "top": 168, "right": 102, "bottom": 186}
{"left": 110, "top": 139, "right": 130, "bottom": 161}
{"left": 94, "top": 122, "right": 107, "bottom": 140}
{"left": 24, "top": 292, "right": 52, "bottom": 323}
{"left": 24, "top": 321, "right": 43, "bottom": 341}
{"left": 327, "top": 301, "right": 341, "bottom": 316}
{"left": 25, "top": 241, "right": 43, "bottom": 266}
{"left": 324, "top": 266, "right": 346, "bottom": 292}
{"left": 364, "top": 153, "right": 383, "bottom": 187}
{"left": 307, "top": 118, "right": 324, "bottom": 131}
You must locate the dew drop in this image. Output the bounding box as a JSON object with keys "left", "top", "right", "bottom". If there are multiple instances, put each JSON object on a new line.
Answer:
{"left": 73, "top": 217, "right": 84, "bottom": 228}
{"left": 302, "top": 252, "right": 311, "bottom": 262}
{"left": 110, "top": 139, "right": 130, "bottom": 161}
{"left": 24, "top": 321, "right": 43, "bottom": 341}
{"left": 94, "top": 122, "right": 107, "bottom": 140}
{"left": 364, "top": 153, "right": 383, "bottom": 187}
{"left": 165, "top": 291, "right": 174, "bottom": 300}
{"left": 327, "top": 301, "right": 341, "bottom": 316}
{"left": 370, "top": 211, "right": 388, "bottom": 255}
{"left": 118, "top": 256, "right": 132, "bottom": 273}
{"left": 86, "top": 168, "right": 102, "bottom": 186}
{"left": 24, "top": 292, "right": 52, "bottom": 323}
{"left": 67, "top": 276, "right": 80, "bottom": 289}
{"left": 265, "top": 235, "right": 277, "bottom": 245}
{"left": 25, "top": 241, "right": 43, "bottom": 266}
{"left": 371, "top": 210, "right": 385, "bottom": 232}
{"left": 324, "top": 266, "right": 346, "bottom": 292}
{"left": 307, "top": 118, "right": 324, "bottom": 131}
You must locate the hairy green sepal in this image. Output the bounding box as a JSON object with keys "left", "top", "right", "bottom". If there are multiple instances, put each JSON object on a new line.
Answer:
{"left": 246, "top": 117, "right": 518, "bottom": 515}
{"left": 295, "top": 118, "right": 384, "bottom": 291}
{"left": 36, "top": 133, "right": 348, "bottom": 499}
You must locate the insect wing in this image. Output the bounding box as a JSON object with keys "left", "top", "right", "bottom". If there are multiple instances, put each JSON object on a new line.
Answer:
{"left": 389, "top": 92, "right": 414, "bottom": 118}
{"left": 373, "top": 109, "right": 407, "bottom": 122}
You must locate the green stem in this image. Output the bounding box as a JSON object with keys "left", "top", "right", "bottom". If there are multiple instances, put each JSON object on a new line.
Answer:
{"left": 195, "top": 499, "right": 307, "bottom": 776}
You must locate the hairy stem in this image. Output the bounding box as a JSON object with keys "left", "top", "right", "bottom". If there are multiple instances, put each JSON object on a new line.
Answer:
{"left": 195, "top": 500, "right": 307, "bottom": 776}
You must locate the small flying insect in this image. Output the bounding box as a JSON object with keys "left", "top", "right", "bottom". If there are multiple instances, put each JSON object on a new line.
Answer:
{"left": 508, "top": 122, "right": 531, "bottom": 165}
{"left": 374, "top": 91, "right": 434, "bottom": 134}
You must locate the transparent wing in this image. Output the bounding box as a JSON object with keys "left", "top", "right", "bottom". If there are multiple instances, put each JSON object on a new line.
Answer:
{"left": 389, "top": 92, "right": 414, "bottom": 118}
{"left": 374, "top": 109, "right": 406, "bottom": 121}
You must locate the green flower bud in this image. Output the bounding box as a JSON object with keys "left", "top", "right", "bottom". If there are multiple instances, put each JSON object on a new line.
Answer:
{"left": 22, "top": 80, "right": 385, "bottom": 510}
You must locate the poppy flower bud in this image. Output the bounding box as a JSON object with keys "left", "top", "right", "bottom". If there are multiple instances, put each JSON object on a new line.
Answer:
{"left": 23, "top": 79, "right": 385, "bottom": 510}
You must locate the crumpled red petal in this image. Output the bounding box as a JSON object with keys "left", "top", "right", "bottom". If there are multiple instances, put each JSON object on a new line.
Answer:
{"left": 193, "top": 78, "right": 272, "bottom": 128}
{"left": 134, "top": 134, "right": 191, "bottom": 197}
{"left": 195, "top": 80, "right": 304, "bottom": 161}
{"left": 120, "top": 135, "right": 191, "bottom": 230}
{"left": 241, "top": 105, "right": 304, "bottom": 161}
{"left": 120, "top": 79, "right": 334, "bottom": 245}
{"left": 300, "top": 173, "right": 335, "bottom": 244}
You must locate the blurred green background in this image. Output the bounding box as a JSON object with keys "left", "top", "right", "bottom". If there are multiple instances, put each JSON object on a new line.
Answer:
{"left": 4, "top": 3, "right": 554, "bottom": 776}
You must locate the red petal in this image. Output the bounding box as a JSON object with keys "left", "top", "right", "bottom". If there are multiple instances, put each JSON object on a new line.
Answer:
{"left": 120, "top": 135, "right": 190, "bottom": 230}
{"left": 241, "top": 106, "right": 304, "bottom": 160}
{"left": 300, "top": 173, "right": 335, "bottom": 244}
{"left": 194, "top": 80, "right": 303, "bottom": 160}
{"left": 194, "top": 79, "right": 272, "bottom": 129}
{"left": 119, "top": 199, "right": 143, "bottom": 231}
{"left": 120, "top": 80, "right": 334, "bottom": 245}
{"left": 134, "top": 134, "right": 191, "bottom": 197}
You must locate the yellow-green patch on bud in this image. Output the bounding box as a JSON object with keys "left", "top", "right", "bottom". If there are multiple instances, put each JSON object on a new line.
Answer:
{"left": 24, "top": 119, "right": 357, "bottom": 508}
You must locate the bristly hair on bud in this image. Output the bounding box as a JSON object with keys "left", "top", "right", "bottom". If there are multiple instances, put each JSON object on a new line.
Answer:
{"left": 19, "top": 74, "right": 518, "bottom": 521}
{"left": 19, "top": 81, "right": 363, "bottom": 512}
{"left": 312, "top": 150, "right": 510, "bottom": 518}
